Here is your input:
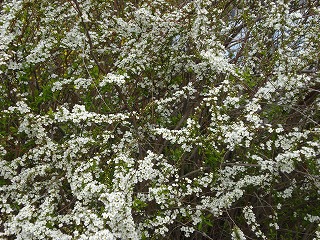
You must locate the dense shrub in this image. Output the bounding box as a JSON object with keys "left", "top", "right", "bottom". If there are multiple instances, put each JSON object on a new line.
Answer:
{"left": 0, "top": 0, "right": 320, "bottom": 239}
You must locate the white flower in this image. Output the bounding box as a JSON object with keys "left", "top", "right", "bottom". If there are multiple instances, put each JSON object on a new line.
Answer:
{"left": 99, "top": 73, "right": 127, "bottom": 86}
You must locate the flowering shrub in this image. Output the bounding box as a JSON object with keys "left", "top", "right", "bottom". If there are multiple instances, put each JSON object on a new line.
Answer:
{"left": 1, "top": 0, "right": 320, "bottom": 239}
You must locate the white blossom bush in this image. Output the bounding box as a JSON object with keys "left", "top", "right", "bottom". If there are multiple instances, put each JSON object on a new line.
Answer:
{"left": 0, "top": 0, "right": 320, "bottom": 239}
